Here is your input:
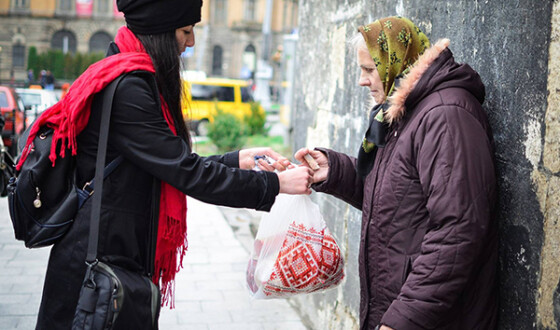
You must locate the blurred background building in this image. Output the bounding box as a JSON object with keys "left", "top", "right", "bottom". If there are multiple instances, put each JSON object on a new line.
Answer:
{"left": 0, "top": 0, "right": 299, "bottom": 87}
{"left": 193, "top": 0, "right": 298, "bottom": 80}
{"left": 0, "top": 0, "right": 124, "bottom": 84}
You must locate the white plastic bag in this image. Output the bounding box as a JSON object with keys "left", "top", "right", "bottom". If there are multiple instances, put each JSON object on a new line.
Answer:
{"left": 246, "top": 194, "right": 345, "bottom": 299}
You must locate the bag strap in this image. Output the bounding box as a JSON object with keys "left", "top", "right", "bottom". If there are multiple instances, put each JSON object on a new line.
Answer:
{"left": 81, "top": 156, "right": 123, "bottom": 195}
{"left": 85, "top": 75, "right": 124, "bottom": 264}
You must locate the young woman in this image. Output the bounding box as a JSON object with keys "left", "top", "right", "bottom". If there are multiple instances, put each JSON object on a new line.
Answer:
{"left": 22, "top": 0, "right": 313, "bottom": 328}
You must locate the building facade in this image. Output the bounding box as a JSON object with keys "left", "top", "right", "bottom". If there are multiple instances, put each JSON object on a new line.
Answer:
{"left": 0, "top": 0, "right": 124, "bottom": 83}
{"left": 190, "top": 0, "right": 298, "bottom": 80}
{"left": 0, "top": 0, "right": 298, "bottom": 84}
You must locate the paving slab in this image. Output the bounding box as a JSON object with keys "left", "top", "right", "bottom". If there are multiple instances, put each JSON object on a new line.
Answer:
{"left": 0, "top": 197, "right": 310, "bottom": 329}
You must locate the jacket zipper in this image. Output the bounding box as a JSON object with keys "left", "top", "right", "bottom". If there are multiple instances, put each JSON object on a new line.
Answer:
{"left": 365, "top": 124, "right": 400, "bottom": 308}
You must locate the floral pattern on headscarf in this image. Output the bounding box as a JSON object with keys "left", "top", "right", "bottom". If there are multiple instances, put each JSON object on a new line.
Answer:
{"left": 357, "top": 17, "right": 430, "bottom": 159}
{"left": 358, "top": 16, "right": 430, "bottom": 98}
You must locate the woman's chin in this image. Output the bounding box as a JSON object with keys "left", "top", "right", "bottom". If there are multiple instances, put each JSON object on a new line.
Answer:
{"left": 365, "top": 93, "right": 378, "bottom": 110}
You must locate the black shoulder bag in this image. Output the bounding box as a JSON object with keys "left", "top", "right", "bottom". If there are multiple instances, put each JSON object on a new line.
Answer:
{"left": 7, "top": 93, "right": 123, "bottom": 249}
{"left": 72, "top": 77, "right": 161, "bottom": 330}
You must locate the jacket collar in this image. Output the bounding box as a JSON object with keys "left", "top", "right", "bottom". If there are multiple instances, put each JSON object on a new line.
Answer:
{"left": 384, "top": 39, "right": 450, "bottom": 124}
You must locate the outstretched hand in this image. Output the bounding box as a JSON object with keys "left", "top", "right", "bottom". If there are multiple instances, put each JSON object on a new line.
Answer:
{"left": 277, "top": 166, "right": 314, "bottom": 195}
{"left": 238, "top": 147, "right": 292, "bottom": 172}
{"left": 294, "top": 148, "right": 329, "bottom": 184}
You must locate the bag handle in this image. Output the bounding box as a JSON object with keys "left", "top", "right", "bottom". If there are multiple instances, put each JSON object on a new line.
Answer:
{"left": 85, "top": 75, "right": 124, "bottom": 264}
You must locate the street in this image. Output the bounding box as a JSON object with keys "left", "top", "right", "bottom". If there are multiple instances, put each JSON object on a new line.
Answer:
{"left": 0, "top": 197, "right": 311, "bottom": 330}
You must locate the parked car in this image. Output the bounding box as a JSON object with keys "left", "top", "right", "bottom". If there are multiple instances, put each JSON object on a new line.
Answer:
{"left": 0, "top": 86, "right": 26, "bottom": 157}
{"left": 0, "top": 116, "right": 15, "bottom": 197}
{"left": 16, "top": 88, "right": 59, "bottom": 125}
{"left": 181, "top": 78, "right": 262, "bottom": 136}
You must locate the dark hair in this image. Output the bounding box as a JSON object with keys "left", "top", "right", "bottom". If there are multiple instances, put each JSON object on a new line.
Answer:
{"left": 136, "top": 31, "right": 191, "bottom": 146}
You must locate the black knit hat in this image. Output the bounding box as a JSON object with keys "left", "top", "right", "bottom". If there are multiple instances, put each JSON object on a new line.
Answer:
{"left": 117, "top": 0, "right": 203, "bottom": 35}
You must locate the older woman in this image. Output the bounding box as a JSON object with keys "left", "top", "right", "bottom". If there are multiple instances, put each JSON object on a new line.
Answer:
{"left": 296, "top": 16, "right": 498, "bottom": 329}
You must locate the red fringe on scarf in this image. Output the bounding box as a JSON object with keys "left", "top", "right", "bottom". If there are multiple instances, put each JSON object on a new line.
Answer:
{"left": 153, "top": 95, "right": 188, "bottom": 308}
{"left": 152, "top": 210, "right": 188, "bottom": 308}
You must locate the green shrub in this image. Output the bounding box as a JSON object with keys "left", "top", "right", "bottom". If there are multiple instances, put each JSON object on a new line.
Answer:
{"left": 244, "top": 101, "right": 269, "bottom": 136}
{"left": 27, "top": 47, "right": 104, "bottom": 80}
{"left": 208, "top": 105, "right": 247, "bottom": 152}
{"left": 27, "top": 47, "right": 39, "bottom": 79}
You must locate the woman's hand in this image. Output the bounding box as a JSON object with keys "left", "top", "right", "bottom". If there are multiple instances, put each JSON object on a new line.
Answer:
{"left": 277, "top": 166, "right": 314, "bottom": 195}
{"left": 294, "top": 148, "right": 329, "bottom": 184}
{"left": 238, "top": 147, "right": 292, "bottom": 171}
{"left": 379, "top": 326, "right": 394, "bottom": 330}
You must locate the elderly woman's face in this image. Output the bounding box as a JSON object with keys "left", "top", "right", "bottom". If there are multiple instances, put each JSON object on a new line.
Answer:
{"left": 175, "top": 25, "right": 195, "bottom": 54}
{"left": 357, "top": 47, "right": 385, "bottom": 104}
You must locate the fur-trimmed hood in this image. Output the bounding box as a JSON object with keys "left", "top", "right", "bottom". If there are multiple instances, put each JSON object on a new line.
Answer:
{"left": 384, "top": 39, "right": 485, "bottom": 124}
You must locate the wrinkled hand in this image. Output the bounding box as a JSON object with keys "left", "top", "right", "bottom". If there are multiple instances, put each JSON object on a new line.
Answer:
{"left": 379, "top": 326, "right": 394, "bottom": 330}
{"left": 238, "top": 147, "right": 292, "bottom": 172}
{"left": 277, "top": 166, "right": 314, "bottom": 195}
{"left": 294, "top": 148, "right": 329, "bottom": 184}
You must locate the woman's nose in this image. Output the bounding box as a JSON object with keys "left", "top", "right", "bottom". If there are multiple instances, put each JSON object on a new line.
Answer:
{"left": 358, "top": 74, "right": 369, "bottom": 87}
{"left": 187, "top": 34, "right": 195, "bottom": 47}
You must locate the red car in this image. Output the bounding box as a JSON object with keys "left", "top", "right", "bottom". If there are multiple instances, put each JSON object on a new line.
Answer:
{"left": 0, "top": 86, "right": 26, "bottom": 157}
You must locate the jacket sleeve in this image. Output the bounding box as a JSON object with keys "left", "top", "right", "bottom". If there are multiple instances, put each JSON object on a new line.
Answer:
{"left": 109, "top": 75, "right": 279, "bottom": 211}
{"left": 203, "top": 151, "right": 239, "bottom": 168}
{"left": 381, "top": 105, "right": 496, "bottom": 329}
{"left": 312, "top": 148, "right": 364, "bottom": 210}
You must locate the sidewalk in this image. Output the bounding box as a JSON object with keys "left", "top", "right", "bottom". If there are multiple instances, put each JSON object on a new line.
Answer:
{"left": 0, "top": 197, "right": 310, "bottom": 329}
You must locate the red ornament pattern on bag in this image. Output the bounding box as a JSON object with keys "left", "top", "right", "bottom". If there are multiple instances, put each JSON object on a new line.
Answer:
{"left": 262, "top": 221, "right": 344, "bottom": 297}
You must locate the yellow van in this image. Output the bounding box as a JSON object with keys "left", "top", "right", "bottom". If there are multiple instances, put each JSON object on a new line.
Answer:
{"left": 181, "top": 78, "right": 263, "bottom": 136}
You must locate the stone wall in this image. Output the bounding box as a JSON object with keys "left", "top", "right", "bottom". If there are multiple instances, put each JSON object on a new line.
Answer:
{"left": 288, "top": 0, "right": 559, "bottom": 329}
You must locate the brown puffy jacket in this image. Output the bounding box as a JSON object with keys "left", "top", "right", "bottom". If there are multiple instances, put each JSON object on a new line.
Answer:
{"left": 314, "top": 39, "right": 498, "bottom": 329}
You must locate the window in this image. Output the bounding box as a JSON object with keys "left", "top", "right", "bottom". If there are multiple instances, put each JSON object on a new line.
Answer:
{"left": 97, "top": 0, "right": 109, "bottom": 14}
{"left": 58, "top": 0, "right": 73, "bottom": 11}
{"left": 217, "top": 86, "right": 234, "bottom": 102}
{"left": 0, "top": 92, "right": 8, "bottom": 108}
{"left": 241, "top": 87, "right": 253, "bottom": 103}
{"left": 19, "top": 93, "right": 41, "bottom": 107}
{"left": 190, "top": 85, "right": 234, "bottom": 102}
{"left": 244, "top": 0, "right": 256, "bottom": 21}
{"left": 242, "top": 44, "right": 256, "bottom": 77}
{"left": 11, "top": 0, "right": 29, "bottom": 14}
{"left": 245, "top": 44, "right": 256, "bottom": 54}
{"left": 12, "top": 44, "right": 25, "bottom": 68}
{"left": 13, "top": 0, "right": 29, "bottom": 9}
{"left": 212, "top": 46, "right": 223, "bottom": 76}
{"left": 51, "top": 30, "right": 77, "bottom": 54}
{"left": 191, "top": 84, "right": 216, "bottom": 101}
{"left": 89, "top": 31, "right": 112, "bottom": 54}
{"left": 213, "top": 0, "right": 227, "bottom": 25}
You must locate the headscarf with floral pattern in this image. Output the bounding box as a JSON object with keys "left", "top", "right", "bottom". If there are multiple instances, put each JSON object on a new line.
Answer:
{"left": 358, "top": 16, "right": 430, "bottom": 98}
{"left": 356, "top": 17, "right": 430, "bottom": 178}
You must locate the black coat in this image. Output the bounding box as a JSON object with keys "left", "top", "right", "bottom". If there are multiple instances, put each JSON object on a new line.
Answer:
{"left": 36, "top": 48, "right": 279, "bottom": 329}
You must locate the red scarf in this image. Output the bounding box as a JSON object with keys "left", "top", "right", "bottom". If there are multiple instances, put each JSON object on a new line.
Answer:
{"left": 17, "top": 26, "right": 187, "bottom": 308}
